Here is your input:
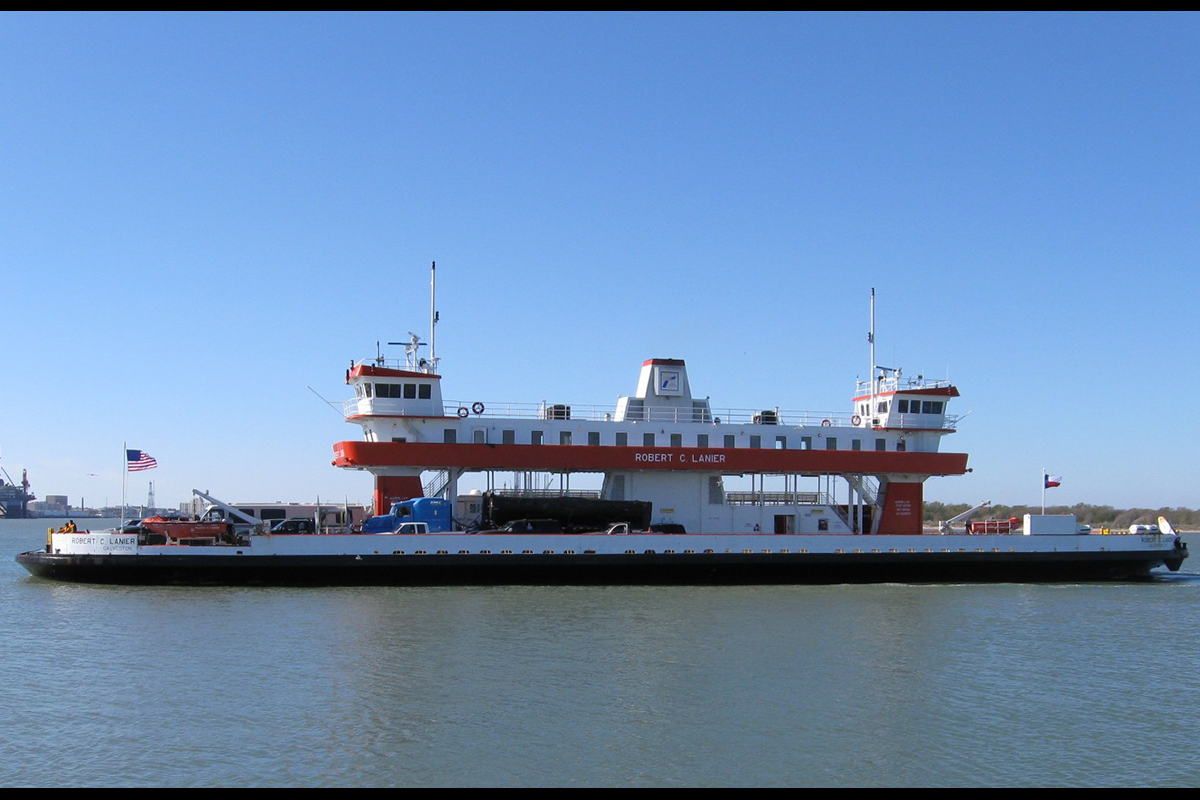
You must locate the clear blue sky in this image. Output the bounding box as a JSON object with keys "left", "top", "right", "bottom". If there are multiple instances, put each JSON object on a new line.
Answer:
{"left": 3, "top": 12, "right": 1197, "bottom": 511}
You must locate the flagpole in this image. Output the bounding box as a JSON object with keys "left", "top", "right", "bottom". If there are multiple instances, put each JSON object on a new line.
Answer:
{"left": 122, "top": 441, "right": 128, "bottom": 525}
{"left": 1041, "top": 468, "right": 1046, "bottom": 515}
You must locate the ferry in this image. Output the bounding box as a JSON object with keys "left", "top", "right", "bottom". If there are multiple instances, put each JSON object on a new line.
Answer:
{"left": 17, "top": 278, "right": 1187, "bottom": 585}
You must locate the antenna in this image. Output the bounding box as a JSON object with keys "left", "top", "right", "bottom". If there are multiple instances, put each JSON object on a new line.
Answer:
{"left": 429, "top": 261, "right": 439, "bottom": 373}
{"left": 869, "top": 288, "right": 876, "bottom": 422}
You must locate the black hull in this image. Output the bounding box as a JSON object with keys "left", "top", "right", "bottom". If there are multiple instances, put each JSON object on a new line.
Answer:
{"left": 16, "top": 548, "right": 1184, "bottom": 587}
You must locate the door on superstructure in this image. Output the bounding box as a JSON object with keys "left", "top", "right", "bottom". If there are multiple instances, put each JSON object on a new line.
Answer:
{"left": 774, "top": 514, "right": 795, "bottom": 534}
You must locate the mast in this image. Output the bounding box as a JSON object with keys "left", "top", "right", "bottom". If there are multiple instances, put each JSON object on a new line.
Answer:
{"left": 869, "top": 288, "right": 876, "bottom": 419}
{"left": 429, "top": 261, "right": 438, "bottom": 373}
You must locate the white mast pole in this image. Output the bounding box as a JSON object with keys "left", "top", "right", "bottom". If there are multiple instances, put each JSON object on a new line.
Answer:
{"left": 430, "top": 261, "right": 437, "bottom": 372}
{"left": 870, "top": 288, "right": 877, "bottom": 419}
{"left": 121, "top": 441, "right": 127, "bottom": 524}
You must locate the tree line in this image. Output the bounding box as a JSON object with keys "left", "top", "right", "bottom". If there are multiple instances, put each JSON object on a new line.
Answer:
{"left": 923, "top": 502, "right": 1199, "bottom": 530}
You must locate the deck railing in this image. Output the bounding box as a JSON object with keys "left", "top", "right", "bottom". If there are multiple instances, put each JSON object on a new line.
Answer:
{"left": 345, "top": 396, "right": 959, "bottom": 431}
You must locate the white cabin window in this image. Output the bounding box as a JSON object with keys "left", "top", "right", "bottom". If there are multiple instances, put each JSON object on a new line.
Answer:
{"left": 616, "top": 432, "right": 628, "bottom": 446}
{"left": 588, "top": 431, "right": 600, "bottom": 446}
{"left": 826, "top": 437, "right": 837, "bottom": 450}
{"left": 775, "top": 435, "right": 787, "bottom": 450}
{"left": 750, "top": 435, "right": 761, "bottom": 449}
{"left": 560, "top": 431, "right": 572, "bottom": 445}
{"left": 670, "top": 433, "right": 682, "bottom": 447}
{"left": 643, "top": 433, "right": 655, "bottom": 447}
{"left": 502, "top": 429, "right": 515, "bottom": 445}
{"left": 697, "top": 434, "right": 709, "bottom": 448}
{"left": 724, "top": 434, "right": 736, "bottom": 448}
{"left": 532, "top": 430, "right": 543, "bottom": 445}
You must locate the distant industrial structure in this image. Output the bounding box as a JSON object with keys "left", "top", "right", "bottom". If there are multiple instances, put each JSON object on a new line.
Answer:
{"left": 0, "top": 466, "right": 34, "bottom": 518}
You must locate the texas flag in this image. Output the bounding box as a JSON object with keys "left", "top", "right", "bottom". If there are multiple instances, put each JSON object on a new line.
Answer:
{"left": 1044, "top": 473, "right": 1062, "bottom": 489}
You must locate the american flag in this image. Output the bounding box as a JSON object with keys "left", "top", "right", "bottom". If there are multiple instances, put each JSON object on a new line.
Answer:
{"left": 127, "top": 449, "right": 158, "bottom": 472}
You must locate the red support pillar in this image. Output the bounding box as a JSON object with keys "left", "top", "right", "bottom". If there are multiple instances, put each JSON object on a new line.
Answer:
{"left": 876, "top": 481, "right": 923, "bottom": 535}
{"left": 373, "top": 476, "right": 424, "bottom": 514}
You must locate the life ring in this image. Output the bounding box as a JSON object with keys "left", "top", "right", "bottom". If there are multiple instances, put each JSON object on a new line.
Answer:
{"left": 456, "top": 406, "right": 469, "bottom": 418}
{"left": 821, "top": 419, "right": 832, "bottom": 427}
{"left": 471, "top": 401, "right": 485, "bottom": 415}
{"left": 851, "top": 414, "right": 861, "bottom": 426}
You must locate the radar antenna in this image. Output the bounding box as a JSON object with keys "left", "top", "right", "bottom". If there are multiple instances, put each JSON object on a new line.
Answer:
{"left": 395, "top": 331, "right": 427, "bottom": 371}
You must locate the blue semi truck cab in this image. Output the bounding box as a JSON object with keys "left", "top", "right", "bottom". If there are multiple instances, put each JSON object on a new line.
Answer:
{"left": 362, "top": 497, "right": 453, "bottom": 534}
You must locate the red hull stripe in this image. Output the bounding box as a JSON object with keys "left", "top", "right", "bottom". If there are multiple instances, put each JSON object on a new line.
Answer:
{"left": 333, "top": 441, "right": 969, "bottom": 476}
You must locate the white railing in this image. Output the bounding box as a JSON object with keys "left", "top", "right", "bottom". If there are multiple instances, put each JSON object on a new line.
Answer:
{"left": 855, "top": 375, "right": 955, "bottom": 395}
{"left": 886, "top": 413, "right": 960, "bottom": 431}
{"left": 444, "top": 400, "right": 857, "bottom": 428}
{"left": 343, "top": 398, "right": 958, "bottom": 430}
{"left": 357, "top": 356, "right": 438, "bottom": 374}
{"left": 725, "top": 491, "right": 821, "bottom": 506}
